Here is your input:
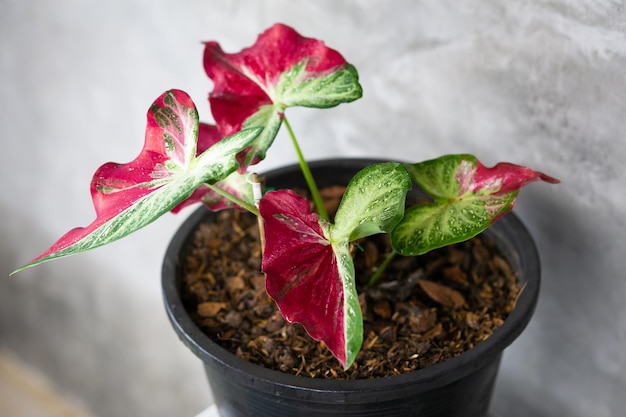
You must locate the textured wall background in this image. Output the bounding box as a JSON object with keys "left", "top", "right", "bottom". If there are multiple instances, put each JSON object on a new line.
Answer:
{"left": 1, "top": 1, "right": 625, "bottom": 416}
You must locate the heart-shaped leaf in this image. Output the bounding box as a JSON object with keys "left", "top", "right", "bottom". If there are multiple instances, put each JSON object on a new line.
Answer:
{"left": 14, "top": 90, "right": 260, "bottom": 273}
{"left": 260, "top": 189, "right": 362, "bottom": 369}
{"left": 203, "top": 23, "right": 362, "bottom": 166}
{"left": 332, "top": 162, "right": 411, "bottom": 242}
{"left": 392, "top": 154, "right": 559, "bottom": 256}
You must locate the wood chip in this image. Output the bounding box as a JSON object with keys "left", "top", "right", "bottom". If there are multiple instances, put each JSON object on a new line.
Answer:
{"left": 443, "top": 265, "right": 469, "bottom": 286}
{"left": 225, "top": 270, "right": 246, "bottom": 292}
{"left": 197, "top": 302, "right": 228, "bottom": 318}
{"left": 320, "top": 185, "right": 346, "bottom": 217}
{"left": 465, "top": 312, "right": 481, "bottom": 329}
{"left": 373, "top": 300, "right": 392, "bottom": 319}
{"left": 361, "top": 240, "right": 379, "bottom": 269}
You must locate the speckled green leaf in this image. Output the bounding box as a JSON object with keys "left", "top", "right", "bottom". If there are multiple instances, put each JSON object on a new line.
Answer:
{"left": 392, "top": 154, "right": 558, "bottom": 256}
{"left": 331, "top": 162, "right": 411, "bottom": 242}
{"left": 392, "top": 191, "right": 517, "bottom": 256}
{"left": 276, "top": 61, "right": 362, "bottom": 108}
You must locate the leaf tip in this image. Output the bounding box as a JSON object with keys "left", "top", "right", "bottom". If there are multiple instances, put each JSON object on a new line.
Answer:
{"left": 10, "top": 257, "right": 46, "bottom": 276}
{"left": 538, "top": 172, "right": 561, "bottom": 185}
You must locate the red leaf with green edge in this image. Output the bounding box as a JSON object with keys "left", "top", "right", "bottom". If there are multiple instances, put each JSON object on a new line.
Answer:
{"left": 204, "top": 23, "right": 362, "bottom": 166}
{"left": 13, "top": 90, "right": 260, "bottom": 273}
{"left": 391, "top": 154, "right": 559, "bottom": 256}
{"left": 171, "top": 123, "right": 254, "bottom": 213}
{"left": 260, "top": 189, "right": 362, "bottom": 369}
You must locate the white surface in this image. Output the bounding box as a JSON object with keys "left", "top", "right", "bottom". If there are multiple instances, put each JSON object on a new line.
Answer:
{"left": 1, "top": 1, "right": 625, "bottom": 417}
{"left": 195, "top": 405, "right": 219, "bottom": 417}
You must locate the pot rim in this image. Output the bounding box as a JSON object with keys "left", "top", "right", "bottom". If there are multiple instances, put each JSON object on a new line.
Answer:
{"left": 162, "top": 158, "right": 540, "bottom": 395}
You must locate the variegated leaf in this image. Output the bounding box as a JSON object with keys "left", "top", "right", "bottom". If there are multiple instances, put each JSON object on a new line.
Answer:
{"left": 391, "top": 154, "right": 559, "bottom": 256}
{"left": 260, "top": 189, "right": 362, "bottom": 369}
{"left": 14, "top": 90, "right": 259, "bottom": 273}
{"left": 203, "top": 23, "right": 362, "bottom": 166}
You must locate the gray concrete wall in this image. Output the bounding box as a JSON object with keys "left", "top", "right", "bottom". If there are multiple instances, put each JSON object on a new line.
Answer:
{"left": 1, "top": 1, "right": 624, "bottom": 416}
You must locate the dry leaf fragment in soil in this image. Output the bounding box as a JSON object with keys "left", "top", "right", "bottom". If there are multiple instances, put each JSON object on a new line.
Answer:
{"left": 417, "top": 279, "right": 466, "bottom": 309}
{"left": 198, "top": 301, "right": 229, "bottom": 317}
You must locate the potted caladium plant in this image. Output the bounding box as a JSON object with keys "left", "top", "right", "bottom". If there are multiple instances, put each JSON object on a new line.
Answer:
{"left": 13, "top": 23, "right": 558, "bottom": 417}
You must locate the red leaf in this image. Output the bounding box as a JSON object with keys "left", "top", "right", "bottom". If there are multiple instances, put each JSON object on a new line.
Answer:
{"left": 467, "top": 160, "right": 560, "bottom": 196}
{"left": 92, "top": 89, "right": 198, "bottom": 212}
{"left": 461, "top": 158, "right": 560, "bottom": 219}
{"left": 197, "top": 121, "right": 221, "bottom": 155}
{"left": 16, "top": 90, "right": 259, "bottom": 272}
{"left": 25, "top": 90, "right": 200, "bottom": 264}
{"left": 260, "top": 190, "right": 351, "bottom": 366}
{"left": 203, "top": 23, "right": 355, "bottom": 166}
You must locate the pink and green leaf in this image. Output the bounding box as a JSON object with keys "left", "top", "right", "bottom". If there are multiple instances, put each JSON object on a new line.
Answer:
{"left": 171, "top": 123, "right": 254, "bottom": 213}
{"left": 14, "top": 90, "right": 260, "bottom": 273}
{"left": 260, "top": 190, "right": 362, "bottom": 369}
{"left": 203, "top": 23, "right": 362, "bottom": 166}
{"left": 391, "top": 154, "right": 560, "bottom": 256}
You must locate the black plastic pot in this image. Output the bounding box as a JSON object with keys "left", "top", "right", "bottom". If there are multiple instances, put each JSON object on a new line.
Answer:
{"left": 162, "top": 159, "right": 541, "bottom": 417}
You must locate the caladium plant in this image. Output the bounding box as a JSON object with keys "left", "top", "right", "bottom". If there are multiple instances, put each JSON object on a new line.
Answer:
{"left": 13, "top": 23, "right": 558, "bottom": 370}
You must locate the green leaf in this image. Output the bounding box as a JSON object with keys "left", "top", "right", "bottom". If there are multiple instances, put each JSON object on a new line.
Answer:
{"left": 240, "top": 104, "right": 285, "bottom": 164}
{"left": 276, "top": 61, "right": 363, "bottom": 108}
{"left": 391, "top": 191, "right": 517, "bottom": 256}
{"left": 332, "top": 239, "right": 363, "bottom": 368}
{"left": 331, "top": 162, "right": 411, "bottom": 242}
